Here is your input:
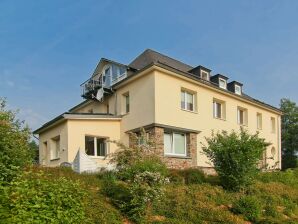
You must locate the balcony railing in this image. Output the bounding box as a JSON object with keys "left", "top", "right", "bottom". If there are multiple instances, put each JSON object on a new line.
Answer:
{"left": 80, "top": 78, "right": 102, "bottom": 98}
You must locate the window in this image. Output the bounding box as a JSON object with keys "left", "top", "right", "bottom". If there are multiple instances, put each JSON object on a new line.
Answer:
{"left": 213, "top": 99, "right": 225, "bottom": 119}
{"left": 164, "top": 132, "right": 186, "bottom": 156}
{"left": 237, "top": 107, "right": 247, "bottom": 125}
{"left": 257, "top": 113, "right": 262, "bottom": 129}
{"left": 138, "top": 132, "right": 150, "bottom": 146}
{"left": 123, "top": 93, "right": 130, "bottom": 113}
{"left": 104, "top": 67, "right": 111, "bottom": 86}
{"left": 50, "top": 136, "right": 60, "bottom": 160}
{"left": 235, "top": 85, "right": 242, "bottom": 95}
{"left": 181, "top": 90, "right": 195, "bottom": 111}
{"left": 219, "top": 78, "right": 227, "bottom": 89}
{"left": 85, "top": 136, "right": 108, "bottom": 157}
{"left": 271, "top": 117, "right": 276, "bottom": 133}
{"left": 201, "top": 71, "right": 209, "bottom": 81}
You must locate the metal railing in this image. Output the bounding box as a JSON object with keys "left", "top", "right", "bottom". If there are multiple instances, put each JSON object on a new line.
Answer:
{"left": 80, "top": 78, "right": 102, "bottom": 97}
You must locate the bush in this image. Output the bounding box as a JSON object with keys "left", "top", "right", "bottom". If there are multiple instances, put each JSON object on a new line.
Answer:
{"left": 202, "top": 129, "right": 269, "bottom": 191}
{"left": 0, "top": 170, "right": 88, "bottom": 223}
{"left": 0, "top": 98, "right": 33, "bottom": 183}
{"left": 232, "top": 195, "right": 262, "bottom": 222}
{"left": 183, "top": 168, "right": 206, "bottom": 184}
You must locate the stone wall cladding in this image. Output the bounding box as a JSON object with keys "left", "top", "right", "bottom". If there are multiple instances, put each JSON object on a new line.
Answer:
{"left": 149, "top": 127, "right": 198, "bottom": 169}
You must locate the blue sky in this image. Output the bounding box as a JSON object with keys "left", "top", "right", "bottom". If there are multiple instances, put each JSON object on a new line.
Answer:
{"left": 1, "top": 0, "right": 298, "bottom": 131}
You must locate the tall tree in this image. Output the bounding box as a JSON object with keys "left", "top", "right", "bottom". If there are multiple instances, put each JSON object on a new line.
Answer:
{"left": 280, "top": 98, "right": 298, "bottom": 169}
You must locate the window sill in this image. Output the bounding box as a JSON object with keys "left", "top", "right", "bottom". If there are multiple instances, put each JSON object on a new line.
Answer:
{"left": 88, "top": 156, "right": 106, "bottom": 159}
{"left": 164, "top": 154, "right": 191, "bottom": 159}
{"left": 181, "top": 108, "right": 197, "bottom": 114}
{"left": 213, "top": 116, "right": 226, "bottom": 121}
{"left": 50, "top": 158, "right": 60, "bottom": 162}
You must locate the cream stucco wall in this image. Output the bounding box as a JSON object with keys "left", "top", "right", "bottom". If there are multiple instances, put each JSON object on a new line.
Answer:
{"left": 67, "top": 119, "right": 121, "bottom": 166}
{"left": 153, "top": 68, "right": 281, "bottom": 169}
{"left": 38, "top": 121, "right": 68, "bottom": 167}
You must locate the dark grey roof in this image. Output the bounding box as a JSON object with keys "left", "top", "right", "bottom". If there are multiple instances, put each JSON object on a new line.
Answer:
{"left": 128, "top": 49, "right": 193, "bottom": 73}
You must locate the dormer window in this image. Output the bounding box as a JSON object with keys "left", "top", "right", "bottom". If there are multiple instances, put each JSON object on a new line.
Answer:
{"left": 219, "top": 78, "right": 227, "bottom": 89}
{"left": 235, "top": 85, "right": 242, "bottom": 95}
{"left": 201, "top": 70, "right": 210, "bottom": 81}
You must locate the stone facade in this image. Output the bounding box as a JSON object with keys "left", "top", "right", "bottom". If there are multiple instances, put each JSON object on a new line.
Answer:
{"left": 129, "top": 126, "right": 198, "bottom": 169}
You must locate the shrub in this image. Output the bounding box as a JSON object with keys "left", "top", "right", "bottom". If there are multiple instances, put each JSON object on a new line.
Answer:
{"left": 183, "top": 168, "right": 206, "bottom": 184}
{"left": 0, "top": 170, "right": 87, "bottom": 223}
{"left": 202, "top": 129, "right": 269, "bottom": 191}
{"left": 232, "top": 195, "right": 262, "bottom": 222}
{"left": 104, "top": 129, "right": 170, "bottom": 222}
{"left": 0, "top": 98, "right": 33, "bottom": 183}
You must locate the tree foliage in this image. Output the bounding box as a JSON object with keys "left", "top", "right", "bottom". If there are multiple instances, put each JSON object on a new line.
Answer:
{"left": 0, "top": 98, "right": 33, "bottom": 182}
{"left": 202, "top": 129, "right": 269, "bottom": 191}
{"left": 280, "top": 98, "right": 298, "bottom": 169}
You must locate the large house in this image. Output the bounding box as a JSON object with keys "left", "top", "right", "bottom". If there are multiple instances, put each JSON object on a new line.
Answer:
{"left": 34, "top": 49, "right": 282, "bottom": 173}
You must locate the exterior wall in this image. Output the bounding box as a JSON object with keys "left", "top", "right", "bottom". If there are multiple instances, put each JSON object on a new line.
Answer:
{"left": 38, "top": 121, "right": 68, "bottom": 167}
{"left": 67, "top": 119, "right": 121, "bottom": 166}
{"left": 71, "top": 101, "right": 109, "bottom": 114}
{"left": 116, "top": 71, "right": 156, "bottom": 145}
{"left": 153, "top": 69, "right": 282, "bottom": 169}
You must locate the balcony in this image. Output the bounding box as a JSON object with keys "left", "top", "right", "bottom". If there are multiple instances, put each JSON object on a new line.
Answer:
{"left": 80, "top": 78, "right": 103, "bottom": 99}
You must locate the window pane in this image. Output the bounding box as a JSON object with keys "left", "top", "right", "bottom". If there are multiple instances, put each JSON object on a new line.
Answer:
{"left": 174, "top": 133, "right": 186, "bottom": 155}
{"left": 238, "top": 110, "right": 244, "bottom": 124}
{"left": 186, "top": 92, "right": 194, "bottom": 111}
{"left": 125, "top": 95, "right": 130, "bottom": 113}
{"left": 219, "top": 79, "right": 226, "bottom": 88}
{"left": 164, "top": 133, "right": 172, "bottom": 154}
{"left": 97, "top": 138, "right": 106, "bottom": 157}
{"left": 55, "top": 139, "right": 60, "bottom": 158}
{"left": 112, "top": 65, "right": 119, "bottom": 81}
{"left": 216, "top": 103, "right": 221, "bottom": 118}
{"left": 181, "top": 91, "right": 185, "bottom": 109}
{"left": 105, "top": 67, "right": 111, "bottom": 86}
{"left": 85, "top": 136, "right": 95, "bottom": 156}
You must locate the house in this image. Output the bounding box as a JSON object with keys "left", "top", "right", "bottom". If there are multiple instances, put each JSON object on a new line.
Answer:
{"left": 34, "top": 49, "right": 282, "bottom": 173}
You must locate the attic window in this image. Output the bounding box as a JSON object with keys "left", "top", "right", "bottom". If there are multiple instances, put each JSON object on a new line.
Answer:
{"left": 201, "top": 70, "right": 209, "bottom": 81}
{"left": 235, "top": 85, "right": 242, "bottom": 95}
{"left": 219, "top": 78, "right": 227, "bottom": 89}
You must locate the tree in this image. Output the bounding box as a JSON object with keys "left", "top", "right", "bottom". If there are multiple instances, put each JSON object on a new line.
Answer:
{"left": 202, "top": 129, "right": 269, "bottom": 191}
{"left": 280, "top": 98, "right": 298, "bottom": 169}
{"left": 0, "top": 98, "right": 33, "bottom": 182}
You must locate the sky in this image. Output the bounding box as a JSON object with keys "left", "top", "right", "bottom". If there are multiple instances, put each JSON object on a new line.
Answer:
{"left": 1, "top": 0, "right": 298, "bottom": 131}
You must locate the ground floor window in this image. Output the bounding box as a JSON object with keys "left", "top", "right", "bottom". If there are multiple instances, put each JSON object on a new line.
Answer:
{"left": 50, "top": 136, "right": 60, "bottom": 160}
{"left": 164, "top": 132, "right": 186, "bottom": 156}
{"left": 85, "top": 136, "right": 108, "bottom": 157}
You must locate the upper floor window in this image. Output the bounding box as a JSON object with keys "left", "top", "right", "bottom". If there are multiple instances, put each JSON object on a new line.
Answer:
{"left": 237, "top": 107, "right": 248, "bottom": 125}
{"left": 213, "top": 99, "right": 225, "bottom": 119}
{"left": 123, "top": 92, "right": 130, "bottom": 114}
{"left": 181, "top": 90, "right": 195, "bottom": 112}
{"left": 235, "top": 85, "right": 242, "bottom": 95}
{"left": 51, "top": 136, "right": 60, "bottom": 160}
{"left": 271, "top": 117, "right": 276, "bottom": 133}
{"left": 164, "top": 132, "right": 186, "bottom": 156}
{"left": 219, "top": 78, "right": 227, "bottom": 89}
{"left": 257, "top": 113, "right": 262, "bottom": 129}
{"left": 201, "top": 70, "right": 210, "bottom": 81}
{"left": 85, "top": 136, "right": 108, "bottom": 157}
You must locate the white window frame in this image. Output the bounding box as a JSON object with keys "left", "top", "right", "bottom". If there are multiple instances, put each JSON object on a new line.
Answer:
{"left": 200, "top": 70, "right": 210, "bottom": 81}
{"left": 257, "top": 113, "right": 262, "bottom": 130}
{"left": 213, "top": 99, "right": 225, "bottom": 120}
{"left": 181, "top": 90, "right": 195, "bottom": 112}
{"left": 237, "top": 107, "right": 247, "bottom": 125}
{"left": 85, "top": 135, "right": 109, "bottom": 158}
{"left": 164, "top": 132, "right": 187, "bottom": 157}
{"left": 219, "top": 78, "right": 227, "bottom": 89}
{"left": 235, "top": 85, "right": 242, "bottom": 95}
{"left": 50, "top": 136, "right": 60, "bottom": 160}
